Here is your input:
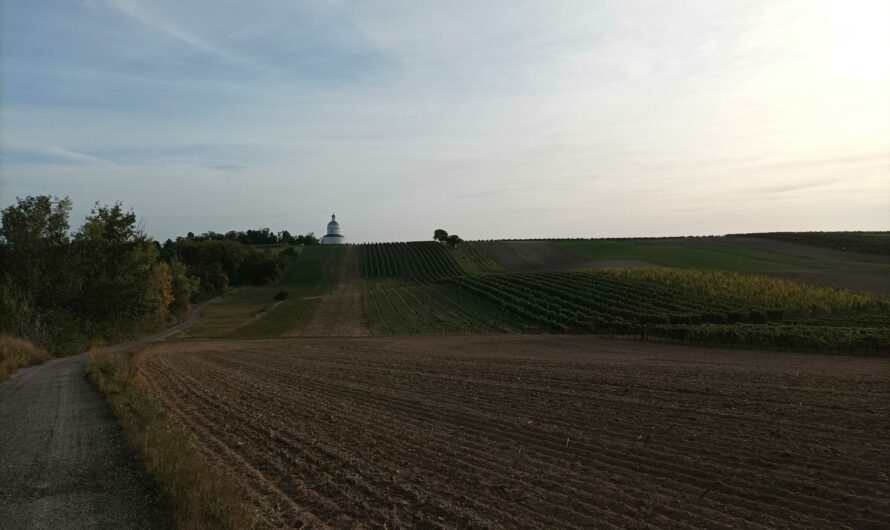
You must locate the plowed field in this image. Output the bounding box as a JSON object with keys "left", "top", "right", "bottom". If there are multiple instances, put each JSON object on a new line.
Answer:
{"left": 138, "top": 337, "right": 890, "bottom": 529}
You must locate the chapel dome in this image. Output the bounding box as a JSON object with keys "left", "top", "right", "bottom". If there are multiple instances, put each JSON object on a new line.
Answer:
{"left": 322, "top": 213, "right": 344, "bottom": 244}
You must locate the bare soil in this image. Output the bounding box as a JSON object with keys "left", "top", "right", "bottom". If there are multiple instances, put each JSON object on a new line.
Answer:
{"left": 724, "top": 237, "right": 890, "bottom": 265}
{"left": 477, "top": 241, "right": 645, "bottom": 271}
{"left": 297, "top": 246, "right": 371, "bottom": 337}
{"left": 138, "top": 336, "right": 890, "bottom": 529}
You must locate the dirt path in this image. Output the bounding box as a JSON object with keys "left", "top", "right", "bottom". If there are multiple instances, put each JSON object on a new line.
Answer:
{"left": 0, "top": 302, "right": 211, "bottom": 529}
{"left": 298, "top": 246, "right": 370, "bottom": 337}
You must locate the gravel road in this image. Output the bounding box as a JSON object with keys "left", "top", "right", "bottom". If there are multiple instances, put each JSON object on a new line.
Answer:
{"left": 0, "top": 303, "right": 210, "bottom": 529}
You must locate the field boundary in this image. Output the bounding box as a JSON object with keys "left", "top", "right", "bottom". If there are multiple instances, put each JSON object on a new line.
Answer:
{"left": 87, "top": 347, "right": 254, "bottom": 530}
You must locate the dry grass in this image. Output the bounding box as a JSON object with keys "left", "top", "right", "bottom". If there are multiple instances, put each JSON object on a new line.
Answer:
{"left": 87, "top": 347, "right": 254, "bottom": 530}
{"left": 0, "top": 335, "right": 52, "bottom": 383}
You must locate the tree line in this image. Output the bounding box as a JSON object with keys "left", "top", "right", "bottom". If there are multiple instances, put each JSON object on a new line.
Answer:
{"left": 0, "top": 196, "right": 304, "bottom": 354}
{"left": 176, "top": 228, "right": 318, "bottom": 246}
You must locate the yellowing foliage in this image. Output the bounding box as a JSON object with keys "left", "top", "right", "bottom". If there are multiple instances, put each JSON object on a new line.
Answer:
{"left": 0, "top": 335, "right": 52, "bottom": 382}
{"left": 601, "top": 267, "right": 887, "bottom": 316}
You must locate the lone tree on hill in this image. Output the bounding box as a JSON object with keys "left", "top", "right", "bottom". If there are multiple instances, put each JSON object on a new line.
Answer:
{"left": 433, "top": 229, "right": 448, "bottom": 243}
{"left": 446, "top": 234, "right": 462, "bottom": 248}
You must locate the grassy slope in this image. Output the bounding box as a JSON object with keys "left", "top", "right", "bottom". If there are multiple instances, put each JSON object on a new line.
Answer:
{"left": 181, "top": 245, "right": 345, "bottom": 338}
{"left": 452, "top": 242, "right": 504, "bottom": 274}
{"left": 558, "top": 238, "right": 825, "bottom": 272}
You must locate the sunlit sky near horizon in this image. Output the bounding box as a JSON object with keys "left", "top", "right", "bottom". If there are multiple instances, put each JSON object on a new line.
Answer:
{"left": 1, "top": 0, "right": 888, "bottom": 242}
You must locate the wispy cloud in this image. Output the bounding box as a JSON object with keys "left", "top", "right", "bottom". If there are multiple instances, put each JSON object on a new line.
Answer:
{"left": 2, "top": 0, "right": 888, "bottom": 240}
{"left": 100, "top": 0, "right": 257, "bottom": 66}
{"left": 4, "top": 142, "right": 120, "bottom": 167}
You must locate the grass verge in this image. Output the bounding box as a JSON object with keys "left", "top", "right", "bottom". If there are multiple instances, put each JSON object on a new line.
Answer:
{"left": 0, "top": 335, "right": 52, "bottom": 383}
{"left": 87, "top": 347, "right": 253, "bottom": 530}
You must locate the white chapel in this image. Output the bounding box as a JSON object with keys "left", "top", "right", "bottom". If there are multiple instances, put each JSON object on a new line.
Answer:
{"left": 322, "top": 214, "right": 345, "bottom": 244}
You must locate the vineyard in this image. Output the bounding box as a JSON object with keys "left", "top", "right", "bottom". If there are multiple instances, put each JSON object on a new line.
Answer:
{"left": 363, "top": 282, "right": 538, "bottom": 335}
{"left": 354, "top": 240, "right": 890, "bottom": 353}
{"left": 359, "top": 242, "right": 465, "bottom": 282}
{"left": 444, "top": 269, "right": 890, "bottom": 353}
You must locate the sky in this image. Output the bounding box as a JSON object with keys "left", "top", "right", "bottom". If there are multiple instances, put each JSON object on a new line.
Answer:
{"left": 1, "top": 0, "right": 888, "bottom": 242}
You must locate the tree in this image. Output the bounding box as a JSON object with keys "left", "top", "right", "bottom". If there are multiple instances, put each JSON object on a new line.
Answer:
{"left": 446, "top": 234, "right": 462, "bottom": 248}
{"left": 434, "top": 229, "right": 448, "bottom": 243}
{"left": 167, "top": 257, "right": 199, "bottom": 316}
{"left": 0, "top": 195, "right": 71, "bottom": 247}
{"left": 72, "top": 203, "right": 162, "bottom": 331}
{"left": 279, "top": 230, "right": 295, "bottom": 245}
{"left": 77, "top": 202, "right": 137, "bottom": 243}
{"left": 0, "top": 196, "right": 77, "bottom": 344}
{"left": 298, "top": 232, "right": 319, "bottom": 245}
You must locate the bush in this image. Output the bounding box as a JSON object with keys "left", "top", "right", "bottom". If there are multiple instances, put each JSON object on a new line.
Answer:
{"left": 0, "top": 335, "right": 52, "bottom": 383}
{"left": 273, "top": 290, "right": 289, "bottom": 301}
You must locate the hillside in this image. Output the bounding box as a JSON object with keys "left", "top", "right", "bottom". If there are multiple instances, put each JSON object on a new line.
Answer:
{"left": 168, "top": 235, "right": 890, "bottom": 353}
{"left": 532, "top": 237, "right": 890, "bottom": 294}
{"left": 180, "top": 245, "right": 346, "bottom": 338}
{"left": 727, "top": 231, "right": 890, "bottom": 256}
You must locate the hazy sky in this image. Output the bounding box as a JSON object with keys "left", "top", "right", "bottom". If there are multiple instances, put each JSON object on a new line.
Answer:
{"left": 2, "top": 0, "right": 888, "bottom": 242}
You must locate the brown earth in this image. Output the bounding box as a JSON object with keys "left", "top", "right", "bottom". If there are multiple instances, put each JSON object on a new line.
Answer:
{"left": 476, "top": 241, "right": 646, "bottom": 272}
{"left": 770, "top": 269, "right": 890, "bottom": 296}
{"left": 723, "top": 237, "right": 890, "bottom": 265}
{"left": 297, "top": 246, "right": 370, "bottom": 337}
{"left": 138, "top": 336, "right": 890, "bottom": 529}
{"left": 721, "top": 237, "right": 890, "bottom": 295}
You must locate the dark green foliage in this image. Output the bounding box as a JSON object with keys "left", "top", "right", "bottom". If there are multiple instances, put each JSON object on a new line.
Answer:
{"left": 433, "top": 229, "right": 448, "bottom": 243}
{"left": 0, "top": 196, "right": 283, "bottom": 353}
{"left": 167, "top": 258, "right": 199, "bottom": 318}
{"left": 0, "top": 196, "right": 76, "bottom": 341}
{"left": 446, "top": 234, "right": 462, "bottom": 248}
{"left": 273, "top": 290, "right": 289, "bottom": 301}
{"left": 161, "top": 239, "right": 282, "bottom": 299}
{"left": 727, "top": 231, "right": 890, "bottom": 256}
{"left": 360, "top": 242, "right": 465, "bottom": 283}
{"left": 0, "top": 198, "right": 180, "bottom": 353}
{"left": 182, "top": 228, "right": 318, "bottom": 246}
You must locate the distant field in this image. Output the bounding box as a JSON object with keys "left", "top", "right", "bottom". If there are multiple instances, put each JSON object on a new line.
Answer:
{"left": 554, "top": 237, "right": 890, "bottom": 294}
{"left": 727, "top": 231, "right": 890, "bottom": 256}
{"left": 139, "top": 336, "right": 890, "bottom": 528}
{"left": 180, "top": 245, "right": 345, "bottom": 338}
{"left": 558, "top": 238, "right": 828, "bottom": 272}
